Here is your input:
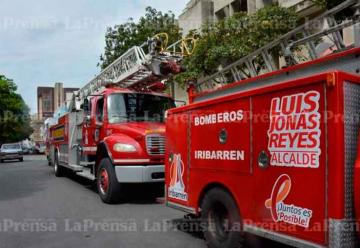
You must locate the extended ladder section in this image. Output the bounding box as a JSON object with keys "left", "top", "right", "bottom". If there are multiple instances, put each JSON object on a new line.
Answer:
{"left": 78, "top": 34, "right": 196, "bottom": 100}
{"left": 194, "top": 0, "right": 360, "bottom": 96}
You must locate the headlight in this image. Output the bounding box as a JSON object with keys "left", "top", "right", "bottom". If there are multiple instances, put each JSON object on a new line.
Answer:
{"left": 113, "top": 143, "right": 137, "bottom": 152}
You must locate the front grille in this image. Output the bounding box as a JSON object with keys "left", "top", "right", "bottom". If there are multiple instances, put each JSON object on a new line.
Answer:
{"left": 146, "top": 135, "right": 165, "bottom": 156}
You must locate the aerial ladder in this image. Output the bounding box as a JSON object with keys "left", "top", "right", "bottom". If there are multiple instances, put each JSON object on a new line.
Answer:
{"left": 189, "top": 0, "right": 360, "bottom": 102}
{"left": 69, "top": 33, "right": 196, "bottom": 110}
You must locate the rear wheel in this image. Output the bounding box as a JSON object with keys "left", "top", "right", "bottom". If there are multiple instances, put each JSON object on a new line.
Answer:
{"left": 97, "top": 158, "right": 124, "bottom": 204}
{"left": 54, "top": 151, "right": 64, "bottom": 177}
{"left": 0, "top": 159, "right": 3, "bottom": 163}
{"left": 201, "top": 188, "right": 243, "bottom": 248}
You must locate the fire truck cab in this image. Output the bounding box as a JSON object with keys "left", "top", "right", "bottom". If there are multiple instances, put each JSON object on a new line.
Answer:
{"left": 49, "top": 87, "right": 174, "bottom": 203}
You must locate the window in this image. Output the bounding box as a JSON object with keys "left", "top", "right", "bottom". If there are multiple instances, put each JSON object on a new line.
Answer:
{"left": 231, "top": 0, "right": 247, "bottom": 13}
{"left": 215, "top": 7, "right": 228, "bottom": 21}
{"left": 96, "top": 98, "right": 104, "bottom": 123}
{"left": 107, "top": 93, "right": 175, "bottom": 124}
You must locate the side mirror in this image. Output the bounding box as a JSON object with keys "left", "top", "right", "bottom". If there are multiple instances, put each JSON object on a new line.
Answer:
{"left": 83, "top": 99, "right": 90, "bottom": 112}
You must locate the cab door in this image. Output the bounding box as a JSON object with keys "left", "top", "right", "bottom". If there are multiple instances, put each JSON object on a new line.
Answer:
{"left": 82, "top": 97, "right": 104, "bottom": 154}
{"left": 251, "top": 82, "right": 327, "bottom": 245}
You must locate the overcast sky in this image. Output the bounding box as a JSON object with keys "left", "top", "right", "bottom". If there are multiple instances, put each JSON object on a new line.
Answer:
{"left": 0, "top": 0, "right": 187, "bottom": 114}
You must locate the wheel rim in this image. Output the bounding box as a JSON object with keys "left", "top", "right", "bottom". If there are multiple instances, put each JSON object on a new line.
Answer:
{"left": 99, "top": 168, "right": 109, "bottom": 195}
{"left": 54, "top": 161, "right": 58, "bottom": 173}
{"left": 208, "top": 202, "right": 231, "bottom": 242}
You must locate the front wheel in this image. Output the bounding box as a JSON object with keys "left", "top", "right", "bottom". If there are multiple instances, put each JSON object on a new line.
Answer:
{"left": 201, "top": 188, "right": 244, "bottom": 248}
{"left": 54, "top": 152, "right": 64, "bottom": 177}
{"left": 97, "top": 158, "right": 124, "bottom": 204}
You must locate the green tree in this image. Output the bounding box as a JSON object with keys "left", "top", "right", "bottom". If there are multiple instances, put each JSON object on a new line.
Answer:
{"left": 0, "top": 75, "right": 33, "bottom": 144}
{"left": 174, "top": 5, "right": 298, "bottom": 87}
{"left": 99, "top": 7, "right": 182, "bottom": 69}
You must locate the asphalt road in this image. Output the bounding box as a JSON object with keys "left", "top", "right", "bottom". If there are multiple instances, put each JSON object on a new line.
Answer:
{"left": 0, "top": 156, "right": 286, "bottom": 248}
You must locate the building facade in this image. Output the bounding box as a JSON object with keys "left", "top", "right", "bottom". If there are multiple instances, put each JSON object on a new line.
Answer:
{"left": 180, "top": 0, "right": 320, "bottom": 25}
{"left": 37, "top": 82, "right": 78, "bottom": 120}
{"left": 178, "top": 0, "right": 214, "bottom": 36}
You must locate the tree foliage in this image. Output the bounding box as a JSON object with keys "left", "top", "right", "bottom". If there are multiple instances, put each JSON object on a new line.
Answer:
{"left": 0, "top": 75, "right": 33, "bottom": 144}
{"left": 174, "top": 5, "right": 298, "bottom": 87}
{"left": 99, "top": 7, "right": 182, "bottom": 69}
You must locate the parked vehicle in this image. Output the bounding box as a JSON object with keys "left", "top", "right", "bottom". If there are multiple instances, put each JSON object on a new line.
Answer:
{"left": 46, "top": 33, "right": 193, "bottom": 203}
{"left": 0, "top": 143, "right": 23, "bottom": 162}
{"left": 166, "top": 1, "right": 360, "bottom": 248}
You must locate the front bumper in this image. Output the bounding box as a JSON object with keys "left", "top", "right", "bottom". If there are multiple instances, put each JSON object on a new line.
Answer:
{"left": 115, "top": 165, "right": 164, "bottom": 183}
{"left": 0, "top": 154, "right": 22, "bottom": 160}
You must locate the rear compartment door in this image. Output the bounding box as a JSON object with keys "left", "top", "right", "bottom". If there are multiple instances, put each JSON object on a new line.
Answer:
{"left": 251, "top": 82, "right": 327, "bottom": 245}
{"left": 166, "top": 112, "right": 191, "bottom": 207}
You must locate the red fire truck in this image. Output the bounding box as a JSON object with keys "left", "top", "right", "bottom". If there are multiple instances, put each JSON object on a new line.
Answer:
{"left": 48, "top": 34, "right": 195, "bottom": 203}
{"left": 166, "top": 1, "right": 360, "bottom": 247}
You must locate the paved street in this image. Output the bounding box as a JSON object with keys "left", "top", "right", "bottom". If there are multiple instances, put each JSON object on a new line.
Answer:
{"left": 0, "top": 156, "right": 285, "bottom": 248}
{"left": 0, "top": 156, "right": 207, "bottom": 248}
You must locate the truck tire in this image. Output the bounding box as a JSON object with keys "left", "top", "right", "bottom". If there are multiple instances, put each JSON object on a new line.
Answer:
{"left": 47, "top": 155, "right": 52, "bottom": 166}
{"left": 54, "top": 152, "right": 64, "bottom": 177}
{"left": 201, "top": 188, "right": 244, "bottom": 248}
{"left": 19, "top": 157, "right": 23, "bottom": 162}
{"left": 97, "top": 158, "right": 124, "bottom": 204}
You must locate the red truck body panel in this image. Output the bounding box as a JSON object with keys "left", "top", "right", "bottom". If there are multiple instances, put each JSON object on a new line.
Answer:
{"left": 166, "top": 71, "right": 360, "bottom": 247}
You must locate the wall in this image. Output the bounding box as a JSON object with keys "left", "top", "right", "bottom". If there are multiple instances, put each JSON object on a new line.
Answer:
{"left": 37, "top": 84, "right": 79, "bottom": 120}
{"left": 278, "top": 0, "right": 320, "bottom": 17}
{"left": 37, "top": 87, "right": 54, "bottom": 120}
{"left": 179, "top": 0, "right": 214, "bottom": 36}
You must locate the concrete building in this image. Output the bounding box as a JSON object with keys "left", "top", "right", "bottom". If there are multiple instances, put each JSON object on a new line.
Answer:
{"left": 178, "top": 0, "right": 214, "bottom": 36}
{"left": 30, "top": 114, "right": 43, "bottom": 143}
{"left": 213, "top": 0, "right": 320, "bottom": 19}
{"left": 278, "top": 0, "right": 320, "bottom": 17}
{"left": 37, "top": 83, "right": 78, "bottom": 120}
{"left": 178, "top": 0, "right": 322, "bottom": 35}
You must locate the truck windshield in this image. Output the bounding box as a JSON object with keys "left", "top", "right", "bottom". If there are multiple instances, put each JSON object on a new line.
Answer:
{"left": 107, "top": 93, "right": 175, "bottom": 123}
